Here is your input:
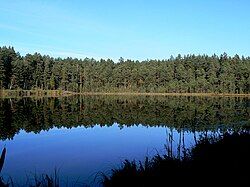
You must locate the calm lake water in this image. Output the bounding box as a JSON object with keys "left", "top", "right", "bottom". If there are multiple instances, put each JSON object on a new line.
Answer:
{"left": 0, "top": 96, "right": 249, "bottom": 186}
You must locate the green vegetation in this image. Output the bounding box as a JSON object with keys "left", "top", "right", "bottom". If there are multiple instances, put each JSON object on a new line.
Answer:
{"left": 0, "top": 96, "right": 249, "bottom": 140}
{"left": 0, "top": 46, "right": 249, "bottom": 94}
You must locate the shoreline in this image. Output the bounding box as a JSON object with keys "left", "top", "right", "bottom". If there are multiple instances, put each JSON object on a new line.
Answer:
{"left": 0, "top": 89, "right": 78, "bottom": 98}
{"left": 0, "top": 89, "right": 250, "bottom": 98}
{"left": 81, "top": 92, "right": 250, "bottom": 97}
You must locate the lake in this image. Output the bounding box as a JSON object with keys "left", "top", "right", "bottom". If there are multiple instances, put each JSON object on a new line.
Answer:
{"left": 0, "top": 96, "right": 249, "bottom": 186}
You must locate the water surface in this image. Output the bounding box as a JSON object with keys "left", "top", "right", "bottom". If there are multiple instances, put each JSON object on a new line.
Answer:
{"left": 0, "top": 96, "right": 249, "bottom": 186}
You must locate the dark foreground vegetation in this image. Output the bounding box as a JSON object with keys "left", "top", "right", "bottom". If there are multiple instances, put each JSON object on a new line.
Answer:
{"left": 0, "top": 46, "right": 249, "bottom": 94}
{"left": 0, "top": 131, "right": 249, "bottom": 186}
{"left": 102, "top": 131, "right": 250, "bottom": 187}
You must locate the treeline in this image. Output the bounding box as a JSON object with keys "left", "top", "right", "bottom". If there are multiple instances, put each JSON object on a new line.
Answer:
{"left": 0, "top": 46, "right": 249, "bottom": 93}
{"left": 0, "top": 96, "right": 249, "bottom": 140}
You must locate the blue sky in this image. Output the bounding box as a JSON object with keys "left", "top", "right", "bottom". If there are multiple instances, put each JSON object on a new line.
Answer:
{"left": 0, "top": 0, "right": 250, "bottom": 60}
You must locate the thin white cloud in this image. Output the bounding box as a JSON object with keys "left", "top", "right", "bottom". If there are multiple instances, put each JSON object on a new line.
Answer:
{"left": 0, "top": 23, "right": 58, "bottom": 42}
{"left": 53, "top": 50, "right": 113, "bottom": 60}
{"left": 54, "top": 51, "right": 89, "bottom": 59}
{"left": 11, "top": 44, "right": 107, "bottom": 60}
{"left": 0, "top": 23, "right": 25, "bottom": 32}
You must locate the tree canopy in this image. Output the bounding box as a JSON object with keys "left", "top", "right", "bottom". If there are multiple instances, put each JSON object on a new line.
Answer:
{"left": 0, "top": 46, "right": 249, "bottom": 93}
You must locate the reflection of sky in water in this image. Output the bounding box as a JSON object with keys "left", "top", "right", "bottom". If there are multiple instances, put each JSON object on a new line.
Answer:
{"left": 0, "top": 124, "right": 199, "bottom": 186}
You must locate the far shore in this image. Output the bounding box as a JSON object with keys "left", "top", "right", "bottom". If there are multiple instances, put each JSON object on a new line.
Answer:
{"left": 81, "top": 92, "right": 250, "bottom": 97}
{"left": 0, "top": 89, "right": 250, "bottom": 98}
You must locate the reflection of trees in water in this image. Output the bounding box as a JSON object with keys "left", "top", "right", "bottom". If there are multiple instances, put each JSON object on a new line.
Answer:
{"left": 0, "top": 96, "right": 249, "bottom": 140}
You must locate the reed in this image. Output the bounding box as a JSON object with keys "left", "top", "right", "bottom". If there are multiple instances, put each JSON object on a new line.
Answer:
{"left": 101, "top": 131, "right": 250, "bottom": 187}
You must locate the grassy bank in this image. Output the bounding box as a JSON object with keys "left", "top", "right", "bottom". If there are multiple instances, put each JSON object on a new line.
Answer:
{"left": 81, "top": 92, "right": 250, "bottom": 97}
{"left": 0, "top": 89, "right": 77, "bottom": 98}
{"left": 1, "top": 89, "right": 250, "bottom": 98}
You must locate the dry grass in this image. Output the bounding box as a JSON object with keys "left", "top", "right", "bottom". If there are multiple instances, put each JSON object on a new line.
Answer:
{"left": 0, "top": 89, "right": 77, "bottom": 98}
{"left": 80, "top": 92, "right": 250, "bottom": 97}
{"left": 1, "top": 90, "right": 250, "bottom": 98}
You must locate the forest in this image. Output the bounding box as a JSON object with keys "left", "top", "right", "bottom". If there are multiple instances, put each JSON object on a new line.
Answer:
{"left": 0, "top": 46, "right": 249, "bottom": 94}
